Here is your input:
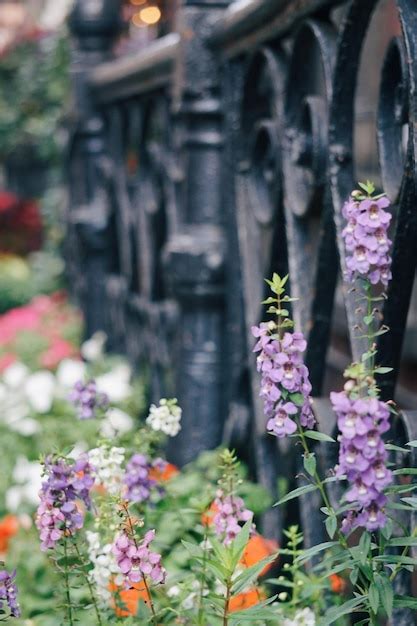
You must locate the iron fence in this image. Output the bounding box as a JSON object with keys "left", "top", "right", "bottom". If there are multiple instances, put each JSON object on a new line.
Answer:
{"left": 67, "top": 2, "right": 417, "bottom": 618}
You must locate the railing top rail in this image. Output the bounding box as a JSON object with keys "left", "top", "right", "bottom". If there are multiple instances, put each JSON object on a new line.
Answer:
{"left": 210, "top": 0, "right": 343, "bottom": 57}
{"left": 89, "top": 32, "right": 180, "bottom": 104}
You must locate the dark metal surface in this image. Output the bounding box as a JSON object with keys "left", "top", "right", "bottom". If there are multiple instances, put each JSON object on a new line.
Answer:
{"left": 67, "top": 0, "right": 417, "bottom": 574}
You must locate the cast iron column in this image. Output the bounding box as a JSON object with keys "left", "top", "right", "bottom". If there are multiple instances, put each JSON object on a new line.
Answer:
{"left": 67, "top": 0, "right": 122, "bottom": 338}
{"left": 165, "top": 0, "right": 232, "bottom": 465}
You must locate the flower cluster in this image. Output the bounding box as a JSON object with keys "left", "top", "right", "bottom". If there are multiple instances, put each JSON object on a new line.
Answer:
{"left": 124, "top": 454, "right": 165, "bottom": 504}
{"left": 0, "top": 292, "right": 80, "bottom": 373}
{"left": 342, "top": 194, "right": 392, "bottom": 287}
{"left": 69, "top": 379, "right": 109, "bottom": 420}
{"left": 113, "top": 529, "right": 166, "bottom": 586}
{"left": 331, "top": 390, "right": 392, "bottom": 532}
{"left": 213, "top": 489, "right": 254, "bottom": 545}
{"left": 146, "top": 398, "right": 182, "bottom": 437}
{"left": 86, "top": 531, "right": 123, "bottom": 606}
{"left": 283, "top": 608, "right": 316, "bottom": 626}
{"left": 0, "top": 569, "right": 20, "bottom": 618}
{"left": 36, "top": 455, "right": 94, "bottom": 550}
{"left": 88, "top": 446, "right": 125, "bottom": 496}
{"left": 252, "top": 324, "right": 314, "bottom": 437}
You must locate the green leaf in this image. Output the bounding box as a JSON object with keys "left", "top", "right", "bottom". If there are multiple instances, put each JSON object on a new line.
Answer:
{"left": 261, "top": 297, "right": 276, "bottom": 305}
{"left": 386, "top": 536, "right": 417, "bottom": 548}
{"left": 380, "top": 518, "right": 393, "bottom": 540}
{"left": 406, "top": 440, "right": 417, "bottom": 448}
{"left": 320, "top": 596, "right": 366, "bottom": 625}
{"left": 304, "top": 430, "right": 336, "bottom": 443}
{"left": 290, "top": 392, "right": 305, "bottom": 406}
{"left": 401, "top": 497, "right": 417, "bottom": 508}
{"left": 374, "top": 555, "right": 417, "bottom": 566}
{"left": 231, "top": 554, "right": 278, "bottom": 594}
{"left": 181, "top": 540, "right": 204, "bottom": 559}
{"left": 230, "top": 520, "right": 252, "bottom": 568}
{"left": 374, "top": 573, "right": 393, "bottom": 618}
{"left": 303, "top": 453, "right": 316, "bottom": 476}
{"left": 358, "top": 532, "right": 371, "bottom": 566}
{"left": 368, "top": 582, "right": 380, "bottom": 614}
{"left": 393, "top": 467, "right": 417, "bottom": 476}
{"left": 295, "top": 541, "right": 338, "bottom": 564}
{"left": 374, "top": 367, "right": 393, "bottom": 374}
{"left": 393, "top": 595, "right": 417, "bottom": 610}
{"left": 274, "top": 483, "right": 318, "bottom": 506}
{"left": 325, "top": 515, "right": 337, "bottom": 539}
{"left": 363, "top": 314, "right": 374, "bottom": 325}
{"left": 385, "top": 443, "right": 410, "bottom": 454}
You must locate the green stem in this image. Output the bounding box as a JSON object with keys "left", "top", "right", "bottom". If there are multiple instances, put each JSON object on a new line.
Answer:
{"left": 197, "top": 527, "right": 209, "bottom": 626}
{"left": 73, "top": 540, "right": 103, "bottom": 626}
{"left": 63, "top": 538, "right": 74, "bottom": 626}
{"left": 222, "top": 580, "right": 232, "bottom": 626}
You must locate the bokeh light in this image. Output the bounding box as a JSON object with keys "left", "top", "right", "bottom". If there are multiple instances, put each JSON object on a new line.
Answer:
{"left": 139, "top": 6, "right": 161, "bottom": 25}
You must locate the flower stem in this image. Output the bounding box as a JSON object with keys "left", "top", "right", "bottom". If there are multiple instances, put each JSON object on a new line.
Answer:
{"left": 197, "top": 527, "right": 209, "bottom": 626}
{"left": 222, "top": 581, "right": 232, "bottom": 626}
{"left": 142, "top": 575, "right": 158, "bottom": 626}
{"left": 72, "top": 540, "right": 103, "bottom": 626}
{"left": 63, "top": 538, "right": 74, "bottom": 626}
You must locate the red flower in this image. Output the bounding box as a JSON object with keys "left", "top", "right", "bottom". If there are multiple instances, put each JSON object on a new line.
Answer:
{"left": 0, "top": 515, "right": 19, "bottom": 554}
{"left": 40, "top": 338, "right": 77, "bottom": 369}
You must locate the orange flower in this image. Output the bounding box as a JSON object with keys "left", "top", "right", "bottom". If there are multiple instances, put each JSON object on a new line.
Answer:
{"left": 0, "top": 515, "right": 19, "bottom": 553}
{"left": 240, "top": 534, "right": 279, "bottom": 576}
{"left": 149, "top": 463, "right": 179, "bottom": 483}
{"left": 201, "top": 501, "right": 219, "bottom": 527}
{"left": 329, "top": 574, "right": 347, "bottom": 594}
{"left": 229, "top": 587, "right": 266, "bottom": 612}
{"left": 109, "top": 580, "right": 150, "bottom": 617}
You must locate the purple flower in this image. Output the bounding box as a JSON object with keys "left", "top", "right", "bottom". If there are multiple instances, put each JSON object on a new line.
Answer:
{"left": 342, "top": 195, "right": 392, "bottom": 287}
{"left": 123, "top": 454, "right": 165, "bottom": 504}
{"left": 252, "top": 326, "right": 315, "bottom": 438}
{"left": 113, "top": 529, "right": 166, "bottom": 586}
{"left": 36, "top": 455, "right": 94, "bottom": 550}
{"left": 69, "top": 379, "right": 109, "bottom": 420}
{"left": 0, "top": 569, "right": 20, "bottom": 618}
{"left": 213, "top": 490, "right": 254, "bottom": 545}
{"left": 331, "top": 391, "right": 392, "bottom": 532}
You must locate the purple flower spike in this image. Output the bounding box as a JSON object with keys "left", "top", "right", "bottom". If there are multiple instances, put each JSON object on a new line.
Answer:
{"left": 124, "top": 454, "right": 165, "bottom": 504}
{"left": 36, "top": 455, "right": 94, "bottom": 550}
{"left": 331, "top": 390, "right": 392, "bottom": 532}
{"left": 252, "top": 324, "right": 315, "bottom": 438}
{"left": 213, "top": 490, "right": 254, "bottom": 545}
{"left": 113, "top": 529, "right": 166, "bottom": 586}
{"left": 0, "top": 569, "right": 20, "bottom": 618}
{"left": 69, "top": 379, "right": 109, "bottom": 420}
{"left": 342, "top": 194, "right": 392, "bottom": 287}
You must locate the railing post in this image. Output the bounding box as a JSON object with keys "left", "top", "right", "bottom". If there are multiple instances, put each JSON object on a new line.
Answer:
{"left": 67, "top": 0, "right": 122, "bottom": 339}
{"left": 165, "top": 0, "right": 232, "bottom": 465}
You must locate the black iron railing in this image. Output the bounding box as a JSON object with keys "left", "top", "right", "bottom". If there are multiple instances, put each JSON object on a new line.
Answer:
{"left": 67, "top": 5, "right": 417, "bottom": 617}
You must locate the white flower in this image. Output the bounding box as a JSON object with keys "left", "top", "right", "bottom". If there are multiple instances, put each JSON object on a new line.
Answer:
{"left": 87, "top": 532, "right": 122, "bottom": 606}
{"left": 9, "top": 417, "right": 40, "bottom": 436}
{"left": 100, "top": 408, "right": 134, "bottom": 438}
{"left": 56, "top": 359, "right": 86, "bottom": 389}
{"left": 88, "top": 445, "right": 125, "bottom": 495}
{"left": 146, "top": 398, "right": 182, "bottom": 437}
{"left": 25, "top": 371, "right": 55, "bottom": 413}
{"left": 81, "top": 331, "right": 107, "bottom": 362}
{"left": 96, "top": 364, "right": 132, "bottom": 402}
{"left": 6, "top": 456, "right": 43, "bottom": 511}
{"left": 3, "top": 362, "right": 29, "bottom": 388}
{"left": 283, "top": 608, "right": 316, "bottom": 626}
{"left": 167, "top": 585, "right": 181, "bottom": 598}
{"left": 67, "top": 441, "right": 89, "bottom": 460}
